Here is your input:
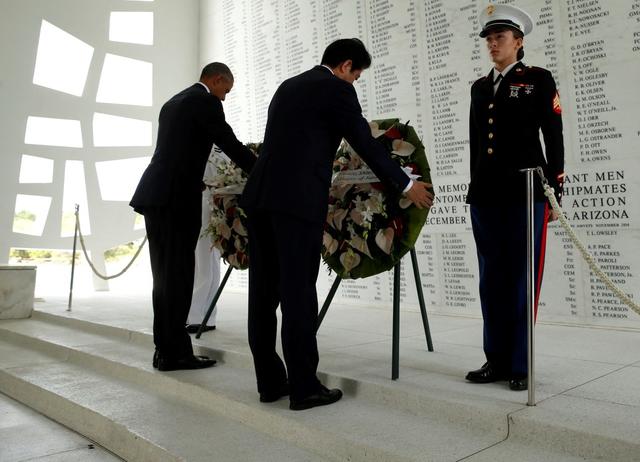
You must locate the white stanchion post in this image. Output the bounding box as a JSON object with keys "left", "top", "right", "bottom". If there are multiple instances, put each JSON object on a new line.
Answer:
{"left": 521, "top": 168, "right": 536, "bottom": 406}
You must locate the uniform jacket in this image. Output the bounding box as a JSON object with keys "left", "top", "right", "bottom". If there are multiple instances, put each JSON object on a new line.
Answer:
{"left": 467, "top": 61, "right": 564, "bottom": 205}
{"left": 130, "top": 84, "right": 256, "bottom": 213}
{"left": 241, "top": 65, "right": 410, "bottom": 224}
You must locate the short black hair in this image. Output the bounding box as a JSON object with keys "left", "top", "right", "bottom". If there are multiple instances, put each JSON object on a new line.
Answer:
{"left": 200, "top": 62, "right": 233, "bottom": 81}
{"left": 321, "top": 38, "right": 372, "bottom": 70}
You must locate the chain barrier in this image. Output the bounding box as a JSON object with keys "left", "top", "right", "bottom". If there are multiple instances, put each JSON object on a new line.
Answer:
{"left": 535, "top": 167, "right": 639, "bottom": 316}
{"left": 74, "top": 208, "right": 147, "bottom": 281}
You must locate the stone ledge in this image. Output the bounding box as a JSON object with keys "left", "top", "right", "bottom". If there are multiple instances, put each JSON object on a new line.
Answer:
{"left": 0, "top": 265, "right": 37, "bottom": 320}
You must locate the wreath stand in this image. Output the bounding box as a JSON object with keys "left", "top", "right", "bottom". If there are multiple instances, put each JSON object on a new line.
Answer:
{"left": 317, "top": 247, "right": 434, "bottom": 380}
{"left": 196, "top": 248, "right": 434, "bottom": 380}
{"left": 195, "top": 265, "right": 234, "bottom": 339}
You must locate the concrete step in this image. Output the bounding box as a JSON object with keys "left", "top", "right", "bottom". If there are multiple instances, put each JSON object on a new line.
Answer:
{"left": 0, "top": 317, "right": 506, "bottom": 461}
{"left": 0, "top": 392, "right": 122, "bottom": 462}
{"left": 0, "top": 342, "right": 326, "bottom": 462}
{"left": 0, "top": 313, "right": 638, "bottom": 461}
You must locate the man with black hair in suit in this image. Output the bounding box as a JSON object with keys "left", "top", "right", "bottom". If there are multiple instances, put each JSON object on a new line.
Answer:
{"left": 131, "top": 63, "right": 255, "bottom": 371}
{"left": 241, "top": 38, "right": 433, "bottom": 410}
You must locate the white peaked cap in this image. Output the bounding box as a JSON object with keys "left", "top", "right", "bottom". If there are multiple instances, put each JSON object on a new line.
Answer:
{"left": 478, "top": 4, "right": 533, "bottom": 37}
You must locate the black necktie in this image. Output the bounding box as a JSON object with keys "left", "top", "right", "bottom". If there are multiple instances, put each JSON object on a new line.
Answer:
{"left": 493, "top": 73, "right": 502, "bottom": 95}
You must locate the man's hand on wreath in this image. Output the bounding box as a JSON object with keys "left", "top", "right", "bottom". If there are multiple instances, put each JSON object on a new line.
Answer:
{"left": 405, "top": 181, "right": 434, "bottom": 209}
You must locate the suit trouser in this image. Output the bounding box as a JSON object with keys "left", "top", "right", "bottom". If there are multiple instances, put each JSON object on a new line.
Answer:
{"left": 144, "top": 198, "right": 201, "bottom": 359}
{"left": 246, "top": 208, "right": 323, "bottom": 401}
{"left": 471, "top": 202, "right": 549, "bottom": 376}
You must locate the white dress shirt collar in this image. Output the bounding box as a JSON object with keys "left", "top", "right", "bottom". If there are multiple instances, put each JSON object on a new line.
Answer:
{"left": 196, "top": 81, "right": 210, "bottom": 93}
{"left": 321, "top": 64, "right": 335, "bottom": 75}
{"left": 493, "top": 61, "right": 520, "bottom": 82}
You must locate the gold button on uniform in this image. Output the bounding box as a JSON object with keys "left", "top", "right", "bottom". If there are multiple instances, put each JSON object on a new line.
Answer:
{"left": 487, "top": 148, "right": 493, "bottom": 154}
{"left": 488, "top": 103, "right": 494, "bottom": 109}
{"left": 488, "top": 118, "right": 494, "bottom": 124}
{"left": 488, "top": 133, "right": 494, "bottom": 139}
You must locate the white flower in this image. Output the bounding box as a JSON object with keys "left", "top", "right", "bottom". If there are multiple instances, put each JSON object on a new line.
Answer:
{"left": 399, "top": 197, "right": 413, "bottom": 209}
{"left": 339, "top": 249, "right": 361, "bottom": 272}
{"left": 391, "top": 139, "right": 415, "bottom": 157}
{"left": 375, "top": 227, "right": 395, "bottom": 255}
{"left": 353, "top": 195, "right": 366, "bottom": 211}
{"left": 323, "top": 232, "right": 338, "bottom": 256}
{"left": 348, "top": 235, "right": 373, "bottom": 259}
{"left": 369, "top": 122, "right": 386, "bottom": 138}
{"left": 347, "top": 222, "right": 356, "bottom": 238}
{"left": 361, "top": 208, "right": 374, "bottom": 223}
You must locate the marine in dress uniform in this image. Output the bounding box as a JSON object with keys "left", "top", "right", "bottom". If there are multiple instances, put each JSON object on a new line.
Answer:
{"left": 465, "top": 5, "right": 565, "bottom": 390}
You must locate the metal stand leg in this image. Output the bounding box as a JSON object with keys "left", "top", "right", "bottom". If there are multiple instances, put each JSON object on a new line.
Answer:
{"left": 196, "top": 265, "right": 233, "bottom": 339}
{"left": 317, "top": 249, "right": 431, "bottom": 381}
{"left": 410, "top": 248, "right": 433, "bottom": 351}
{"left": 392, "top": 262, "right": 400, "bottom": 380}
{"left": 67, "top": 204, "right": 79, "bottom": 312}
{"left": 317, "top": 276, "right": 342, "bottom": 331}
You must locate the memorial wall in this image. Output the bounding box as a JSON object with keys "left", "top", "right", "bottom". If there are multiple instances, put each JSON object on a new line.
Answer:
{"left": 200, "top": 0, "right": 640, "bottom": 329}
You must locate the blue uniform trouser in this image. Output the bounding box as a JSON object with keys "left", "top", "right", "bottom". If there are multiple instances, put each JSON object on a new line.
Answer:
{"left": 470, "top": 202, "right": 549, "bottom": 377}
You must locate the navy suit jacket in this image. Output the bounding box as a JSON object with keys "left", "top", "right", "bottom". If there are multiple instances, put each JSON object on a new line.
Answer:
{"left": 241, "top": 66, "right": 410, "bottom": 224}
{"left": 130, "top": 84, "right": 255, "bottom": 213}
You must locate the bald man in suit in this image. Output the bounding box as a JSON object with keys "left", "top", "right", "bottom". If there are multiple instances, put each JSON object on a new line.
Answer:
{"left": 131, "top": 63, "right": 255, "bottom": 371}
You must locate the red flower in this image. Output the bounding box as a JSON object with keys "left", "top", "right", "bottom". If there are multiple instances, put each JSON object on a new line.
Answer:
{"left": 371, "top": 182, "right": 385, "bottom": 191}
{"left": 406, "top": 163, "right": 419, "bottom": 174}
{"left": 392, "top": 216, "right": 404, "bottom": 237}
{"left": 384, "top": 126, "right": 402, "bottom": 140}
{"left": 238, "top": 252, "right": 248, "bottom": 266}
{"left": 226, "top": 206, "right": 236, "bottom": 217}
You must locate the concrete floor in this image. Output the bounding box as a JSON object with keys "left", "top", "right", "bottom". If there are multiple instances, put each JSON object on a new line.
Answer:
{"left": 0, "top": 392, "right": 121, "bottom": 462}
{"left": 3, "top": 266, "right": 639, "bottom": 461}
{"left": 34, "top": 287, "right": 640, "bottom": 415}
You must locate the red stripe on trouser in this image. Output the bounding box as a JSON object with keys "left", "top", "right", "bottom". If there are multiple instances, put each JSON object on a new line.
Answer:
{"left": 534, "top": 203, "right": 549, "bottom": 321}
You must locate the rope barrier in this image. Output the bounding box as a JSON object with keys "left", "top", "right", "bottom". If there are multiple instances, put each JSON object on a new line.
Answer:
{"left": 68, "top": 173, "right": 638, "bottom": 317}
{"left": 74, "top": 209, "right": 147, "bottom": 281}
{"left": 535, "top": 167, "right": 639, "bottom": 316}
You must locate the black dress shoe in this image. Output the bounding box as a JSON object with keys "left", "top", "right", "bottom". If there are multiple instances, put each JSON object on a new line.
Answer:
{"left": 186, "top": 324, "right": 216, "bottom": 334}
{"left": 465, "top": 362, "right": 507, "bottom": 383}
{"left": 157, "top": 354, "right": 217, "bottom": 371}
{"left": 289, "top": 386, "right": 343, "bottom": 411}
{"left": 259, "top": 383, "right": 290, "bottom": 403}
{"left": 153, "top": 350, "right": 209, "bottom": 368}
{"left": 509, "top": 377, "right": 528, "bottom": 391}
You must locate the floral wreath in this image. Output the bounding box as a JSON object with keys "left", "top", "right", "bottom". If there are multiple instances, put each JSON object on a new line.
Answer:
{"left": 203, "top": 143, "right": 260, "bottom": 270}
{"left": 322, "top": 119, "right": 431, "bottom": 279}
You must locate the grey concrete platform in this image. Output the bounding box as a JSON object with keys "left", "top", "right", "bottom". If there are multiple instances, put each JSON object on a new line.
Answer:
{"left": 0, "top": 289, "right": 639, "bottom": 461}
{"left": 0, "top": 392, "right": 121, "bottom": 462}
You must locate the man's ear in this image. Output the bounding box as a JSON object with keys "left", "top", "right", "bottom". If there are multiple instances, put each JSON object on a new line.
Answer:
{"left": 341, "top": 59, "right": 353, "bottom": 73}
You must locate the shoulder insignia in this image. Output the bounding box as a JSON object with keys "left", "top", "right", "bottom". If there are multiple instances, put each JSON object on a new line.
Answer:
{"left": 553, "top": 91, "right": 562, "bottom": 114}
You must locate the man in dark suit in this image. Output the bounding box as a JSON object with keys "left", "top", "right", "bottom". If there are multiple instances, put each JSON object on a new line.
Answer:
{"left": 465, "top": 5, "right": 564, "bottom": 391}
{"left": 131, "top": 63, "right": 256, "bottom": 371}
{"left": 241, "top": 39, "right": 433, "bottom": 410}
